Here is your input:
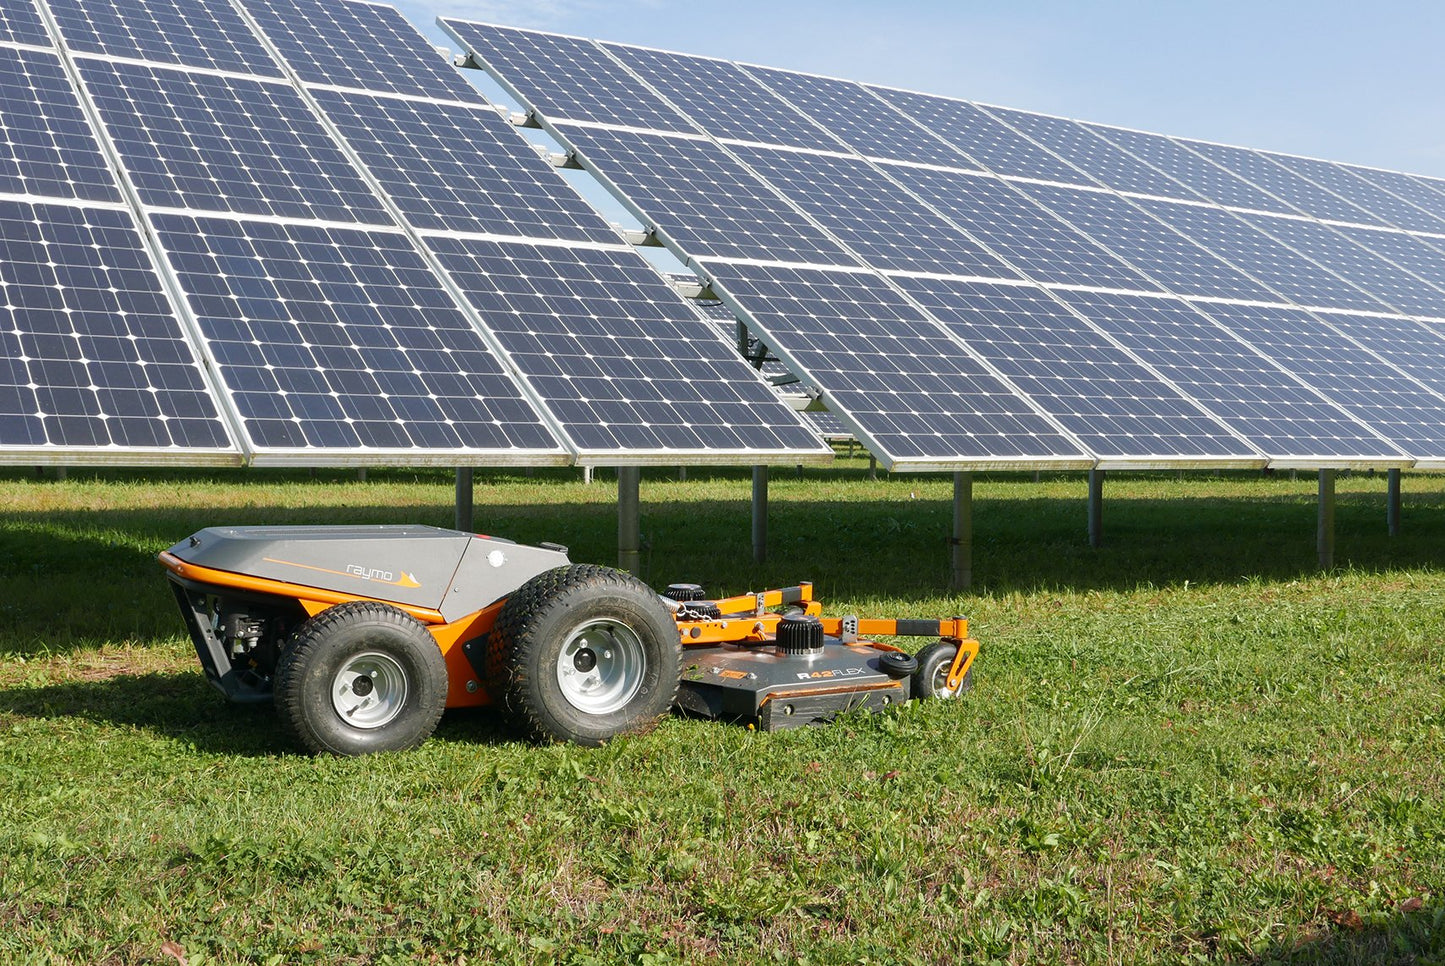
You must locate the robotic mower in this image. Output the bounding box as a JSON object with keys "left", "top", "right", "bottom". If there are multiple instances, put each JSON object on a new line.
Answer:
{"left": 159, "top": 525, "right": 978, "bottom": 755}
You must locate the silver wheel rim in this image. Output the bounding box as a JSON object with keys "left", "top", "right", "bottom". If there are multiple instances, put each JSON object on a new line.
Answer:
{"left": 331, "top": 651, "right": 409, "bottom": 729}
{"left": 929, "top": 658, "right": 960, "bottom": 699}
{"left": 555, "top": 618, "right": 645, "bottom": 715}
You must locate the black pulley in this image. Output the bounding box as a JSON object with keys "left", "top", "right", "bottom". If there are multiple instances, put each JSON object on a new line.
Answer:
{"left": 664, "top": 583, "right": 706, "bottom": 602}
{"left": 776, "top": 614, "right": 825, "bottom": 654}
{"left": 677, "top": 601, "right": 723, "bottom": 620}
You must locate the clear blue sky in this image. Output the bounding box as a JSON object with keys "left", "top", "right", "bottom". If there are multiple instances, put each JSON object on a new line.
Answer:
{"left": 398, "top": 0, "right": 1445, "bottom": 179}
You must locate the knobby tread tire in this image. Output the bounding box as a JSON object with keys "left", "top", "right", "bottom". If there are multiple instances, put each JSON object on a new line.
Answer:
{"left": 273, "top": 600, "right": 447, "bottom": 756}
{"left": 488, "top": 565, "right": 681, "bottom": 746}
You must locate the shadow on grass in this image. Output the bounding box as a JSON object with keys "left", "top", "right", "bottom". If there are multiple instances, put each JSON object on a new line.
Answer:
{"left": 0, "top": 672, "right": 518, "bottom": 754}
{"left": 1238, "top": 902, "right": 1442, "bottom": 964}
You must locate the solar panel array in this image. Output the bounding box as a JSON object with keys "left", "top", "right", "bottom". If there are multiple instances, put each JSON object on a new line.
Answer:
{"left": 445, "top": 19, "right": 1445, "bottom": 470}
{"left": 2, "top": 0, "right": 828, "bottom": 467}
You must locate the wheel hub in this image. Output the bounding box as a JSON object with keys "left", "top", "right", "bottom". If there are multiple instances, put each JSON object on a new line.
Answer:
{"left": 555, "top": 619, "right": 644, "bottom": 715}
{"left": 331, "top": 651, "right": 409, "bottom": 729}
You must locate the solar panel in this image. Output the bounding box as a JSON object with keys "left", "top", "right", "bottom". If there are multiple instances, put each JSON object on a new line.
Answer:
{"left": 0, "top": 45, "right": 121, "bottom": 203}
{"left": 1234, "top": 213, "right": 1445, "bottom": 319}
{"left": 426, "top": 238, "right": 823, "bottom": 455}
{"left": 46, "top": 0, "right": 282, "bottom": 77}
{"left": 1317, "top": 224, "right": 1445, "bottom": 317}
{"left": 0, "top": 0, "right": 52, "bottom": 48}
{"left": 726, "top": 145, "right": 1020, "bottom": 278}
{"left": 1199, "top": 302, "right": 1445, "bottom": 459}
{"left": 442, "top": 21, "right": 696, "bottom": 133}
{"left": 1054, "top": 289, "right": 1402, "bottom": 461}
{"left": 740, "top": 65, "right": 972, "bottom": 169}
{"left": 150, "top": 214, "right": 563, "bottom": 456}
{"left": 0, "top": 200, "right": 235, "bottom": 458}
{"left": 311, "top": 87, "right": 619, "bottom": 243}
{"left": 1082, "top": 123, "right": 1296, "bottom": 215}
{"left": 896, "top": 277, "right": 1256, "bottom": 461}
{"left": 562, "top": 126, "right": 861, "bottom": 266}
{"left": 239, "top": 0, "right": 479, "bottom": 102}
{"left": 1347, "top": 166, "right": 1445, "bottom": 225}
{"left": 870, "top": 86, "right": 1097, "bottom": 187}
{"left": 78, "top": 58, "right": 392, "bottom": 224}
{"left": 1308, "top": 311, "right": 1445, "bottom": 436}
{"left": 1260, "top": 151, "right": 1445, "bottom": 235}
{"left": 1015, "top": 183, "right": 1280, "bottom": 300}
{"left": 882, "top": 165, "right": 1159, "bottom": 291}
{"left": 1179, "top": 138, "right": 1385, "bottom": 227}
{"left": 701, "top": 262, "right": 1089, "bottom": 466}
{"left": 801, "top": 408, "right": 854, "bottom": 441}
{"left": 602, "top": 43, "right": 842, "bottom": 151}
{"left": 981, "top": 105, "right": 1204, "bottom": 203}
{"left": 1136, "top": 199, "right": 1388, "bottom": 313}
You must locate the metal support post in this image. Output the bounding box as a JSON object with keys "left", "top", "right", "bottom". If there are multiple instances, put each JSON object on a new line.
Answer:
{"left": 1087, "top": 469, "right": 1105, "bottom": 549}
{"left": 952, "top": 472, "right": 973, "bottom": 591}
{"left": 618, "top": 466, "right": 641, "bottom": 575}
{"left": 752, "top": 465, "right": 768, "bottom": 564}
{"left": 1318, "top": 468, "right": 1336, "bottom": 569}
{"left": 582, "top": 465, "right": 593, "bottom": 485}
{"left": 868, "top": 456, "right": 877, "bottom": 481}
{"left": 454, "top": 467, "right": 473, "bottom": 534}
{"left": 1387, "top": 468, "right": 1401, "bottom": 537}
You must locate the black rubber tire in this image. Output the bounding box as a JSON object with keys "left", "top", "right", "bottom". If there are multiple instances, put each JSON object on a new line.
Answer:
{"left": 487, "top": 564, "right": 681, "bottom": 746}
{"left": 273, "top": 601, "right": 447, "bottom": 756}
{"left": 912, "top": 641, "right": 974, "bottom": 700}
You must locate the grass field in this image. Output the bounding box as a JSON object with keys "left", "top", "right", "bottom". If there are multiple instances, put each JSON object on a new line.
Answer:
{"left": 2, "top": 459, "right": 1442, "bottom": 965}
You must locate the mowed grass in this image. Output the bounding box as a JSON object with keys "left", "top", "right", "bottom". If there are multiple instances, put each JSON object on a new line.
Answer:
{"left": 1, "top": 460, "right": 1443, "bottom": 965}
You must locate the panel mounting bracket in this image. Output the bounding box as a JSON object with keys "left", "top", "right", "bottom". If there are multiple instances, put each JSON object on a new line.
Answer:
{"left": 670, "top": 277, "right": 718, "bottom": 300}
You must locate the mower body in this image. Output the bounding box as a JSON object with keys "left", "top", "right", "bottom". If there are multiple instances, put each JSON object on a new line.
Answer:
{"left": 160, "top": 525, "right": 978, "bottom": 752}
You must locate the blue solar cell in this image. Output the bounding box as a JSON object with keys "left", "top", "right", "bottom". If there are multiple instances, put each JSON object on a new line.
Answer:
{"left": 728, "top": 145, "right": 1020, "bottom": 278}
{"left": 884, "top": 165, "right": 1158, "bottom": 291}
{"left": 0, "top": 46, "right": 121, "bottom": 203}
{"left": 1235, "top": 213, "right": 1445, "bottom": 319}
{"left": 1017, "top": 183, "right": 1279, "bottom": 300}
{"left": 150, "top": 214, "right": 560, "bottom": 453}
{"left": 1263, "top": 152, "right": 1445, "bottom": 235}
{"left": 48, "top": 0, "right": 280, "bottom": 76}
{"left": 1137, "top": 199, "right": 1387, "bottom": 313}
{"left": 897, "top": 277, "right": 1252, "bottom": 460}
{"left": 1201, "top": 302, "right": 1445, "bottom": 459}
{"left": 79, "top": 59, "right": 391, "bottom": 224}
{"left": 1055, "top": 289, "right": 1399, "bottom": 460}
{"left": 741, "top": 65, "right": 972, "bottom": 169}
{"left": 427, "top": 238, "right": 825, "bottom": 454}
{"left": 564, "top": 127, "right": 860, "bottom": 265}
{"left": 0, "top": 0, "right": 51, "bottom": 47}
{"left": 871, "top": 87, "right": 1098, "bottom": 187}
{"left": 703, "top": 262, "right": 1088, "bottom": 464}
{"left": 1180, "top": 138, "right": 1385, "bottom": 227}
{"left": 603, "top": 43, "right": 842, "bottom": 151}
{"left": 0, "top": 200, "right": 233, "bottom": 451}
{"left": 982, "top": 105, "right": 1203, "bottom": 202}
{"left": 312, "top": 88, "right": 618, "bottom": 243}
{"left": 442, "top": 19, "right": 696, "bottom": 133}
{"left": 243, "top": 0, "right": 480, "bottom": 103}
{"left": 1084, "top": 123, "right": 1297, "bottom": 215}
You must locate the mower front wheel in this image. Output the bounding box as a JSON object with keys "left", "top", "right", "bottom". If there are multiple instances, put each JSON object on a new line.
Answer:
{"left": 274, "top": 601, "right": 447, "bottom": 756}
{"left": 488, "top": 565, "right": 680, "bottom": 746}
{"left": 912, "top": 641, "right": 973, "bottom": 700}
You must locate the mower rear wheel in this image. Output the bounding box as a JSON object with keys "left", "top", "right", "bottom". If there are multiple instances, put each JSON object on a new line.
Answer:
{"left": 912, "top": 641, "right": 973, "bottom": 700}
{"left": 488, "top": 564, "right": 680, "bottom": 746}
{"left": 274, "top": 601, "right": 447, "bottom": 756}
